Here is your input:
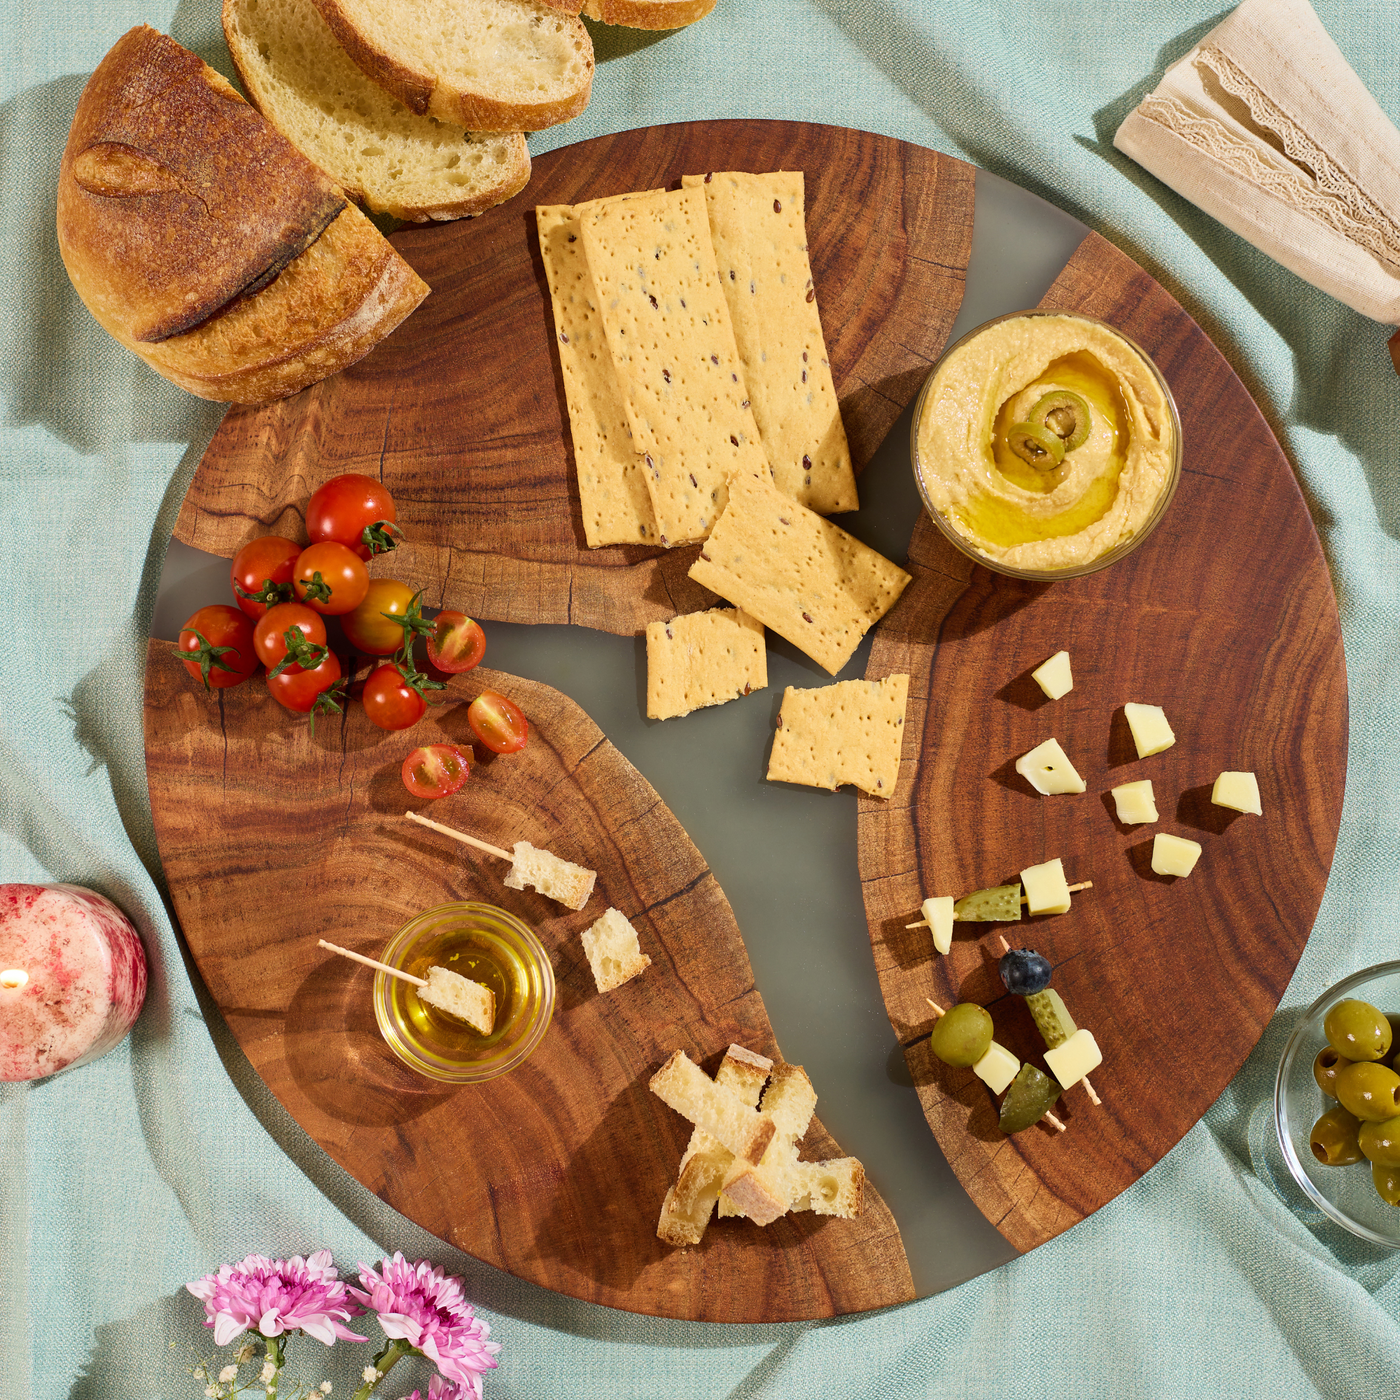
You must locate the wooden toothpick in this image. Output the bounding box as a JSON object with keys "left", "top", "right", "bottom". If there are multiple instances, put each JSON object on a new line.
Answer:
{"left": 405, "top": 809, "right": 512, "bottom": 861}
{"left": 905, "top": 881, "right": 1093, "bottom": 928}
{"left": 318, "top": 939, "right": 427, "bottom": 988}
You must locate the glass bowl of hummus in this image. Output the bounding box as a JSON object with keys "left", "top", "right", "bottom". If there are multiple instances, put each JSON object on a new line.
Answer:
{"left": 911, "top": 310, "right": 1182, "bottom": 579}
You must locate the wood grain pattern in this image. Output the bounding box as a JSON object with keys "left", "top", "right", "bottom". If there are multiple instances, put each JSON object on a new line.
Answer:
{"left": 174, "top": 120, "right": 975, "bottom": 636}
{"left": 858, "top": 232, "right": 1348, "bottom": 1253}
{"left": 144, "top": 649, "right": 914, "bottom": 1320}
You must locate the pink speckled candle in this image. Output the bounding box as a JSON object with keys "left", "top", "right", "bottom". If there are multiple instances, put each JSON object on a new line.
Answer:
{"left": 0, "top": 883, "right": 148, "bottom": 1081}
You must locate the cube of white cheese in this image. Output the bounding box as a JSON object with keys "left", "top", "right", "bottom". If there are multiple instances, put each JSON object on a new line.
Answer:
{"left": 1043, "top": 1027, "right": 1102, "bottom": 1090}
{"left": 1015, "top": 738, "right": 1086, "bottom": 795}
{"left": 972, "top": 1040, "right": 1020, "bottom": 1095}
{"left": 1124, "top": 703, "right": 1175, "bottom": 758}
{"left": 1031, "top": 650, "right": 1073, "bottom": 701}
{"left": 922, "top": 896, "right": 954, "bottom": 955}
{"left": 1212, "top": 771, "right": 1261, "bottom": 816}
{"left": 1111, "top": 779, "right": 1158, "bottom": 825}
{"left": 1020, "top": 857, "right": 1071, "bottom": 915}
{"left": 1151, "top": 831, "right": 1202, "bottom": 877}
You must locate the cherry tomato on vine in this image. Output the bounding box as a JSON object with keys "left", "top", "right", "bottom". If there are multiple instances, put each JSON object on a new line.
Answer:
{"left": 342, "top": 579, "right": 418, "bottom": 655}
{"left": 230, "top": 536, "right": 301, "bottom": 620}
{"left": 292, "top": 541, "right": 370, "bottom": 616}
{"left": 426, "top": 611, "right": 486, "bottom": 673}
{"left": 467, "top": 690, "right": 528, "bottom": 753}
{"left": 401, "top": 743, "right": 472, "bottom": 799}
{"left": 363, "top": 664, "right": 427, "bottom": 731}
{"left": 175, "top": 605, "right": 259, "bottom": 689}
{"left": 266, "top": 651, "right": 343, "bottom": 714}
{"left": 253, "top": 602, "right": 328, "bottom": 669}
{"left": 306, "top": 473, "right": 400, "bottom": 560}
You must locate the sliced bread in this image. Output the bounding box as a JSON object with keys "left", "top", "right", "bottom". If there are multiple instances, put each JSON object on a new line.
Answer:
{"left": 582, "top": 0, "right": 715, "bottom": 28}
{"left": 224, "top": 0, "right": 531, "bottom": 222}
{"left": 312, "top": 0, "right": 593, "bottom": 132}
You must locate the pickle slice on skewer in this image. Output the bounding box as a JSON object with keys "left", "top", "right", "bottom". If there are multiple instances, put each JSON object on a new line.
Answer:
{"left": 1027, "top": 988, "right": 1077, "bottom": 1049}
{"left": 998, "top": 1063, "right": 1063, "bottom": 1135}
{"left": 997, "top": 935, "right": 1102, "bottom": 1106}
{"left": 954, "top": 884, "right": 1022, "bottom": 922}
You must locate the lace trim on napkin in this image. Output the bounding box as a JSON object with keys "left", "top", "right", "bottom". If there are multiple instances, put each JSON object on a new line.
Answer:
{"left": 1138, "top": 44, "right": 1400, "bottom": 270}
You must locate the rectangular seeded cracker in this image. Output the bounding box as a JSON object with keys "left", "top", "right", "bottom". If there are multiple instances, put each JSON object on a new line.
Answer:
{"left": 687, "top": 469, "right": 912, "bottom": 674}
{"left": 578, "top": 185, "right": 769, "bottom": 546}
{"left": 767, "top": 674, "right": 910, "bottom": 798}
{"left": 536, "top": 200, "right": 660, "bottom": 547}
{"left": 682, "top": 171, "right": 857, "bottom": 516}
{"left": 645, "top": 607, "right": 766, "bottom": 719}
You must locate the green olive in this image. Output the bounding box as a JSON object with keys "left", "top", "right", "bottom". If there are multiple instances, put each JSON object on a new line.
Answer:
{"left": 1374, "top": 1161, "right": 1400, "bottom": 1207}
{"left": 1324, "top": 998, "right": 1392, "bottom": 1061}
{"left": 1310, "top": 1106, "right": 1363, "bottom": 1165}
{"left": 1388, "top": 1015, "right": 1400, "bottom": 1071}
{"left": 928, "top": 1002, "right": 993, "bottom": 1069}
{"left": 998, "top": 1063, "right": 1062, "bottom": 1134}
{"left": 1360, "top": 1115, "right": 1400, "bottom": 1167}
{"left": 1004, "top": 421, "right": 1065, "bottom": 471}
{"left": 1335, "top": 1060, "right": 1400, "bottom": 1122}
{"left": 1027, "top": 389, "right": 1091, "bottom": 453}
{"left": 1313, "top": 1046, "right": 1353, "bottom": 1098}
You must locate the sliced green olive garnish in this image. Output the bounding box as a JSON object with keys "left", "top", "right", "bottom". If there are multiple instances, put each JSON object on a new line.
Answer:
{"left": 1005, "top": 421, "right": 1065, "bottom": 471}
{"left": 1028, "top": 389, "right": 1091, "bottom": 453}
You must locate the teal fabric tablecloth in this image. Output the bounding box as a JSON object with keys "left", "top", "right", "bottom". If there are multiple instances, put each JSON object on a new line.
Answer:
{"left": 5, "top": 1, "right": 1400, "bottom": 1395}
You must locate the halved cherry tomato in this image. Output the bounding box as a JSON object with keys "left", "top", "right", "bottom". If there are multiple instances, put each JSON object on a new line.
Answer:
{"left": 426, "top": 611, "right": 486, "bottom": 673}
{"left": 176, "top": 605, "right": 259, "bottom": 689}
{"left": 267, "top": 651, "right": 343, "bottom": 714}
{"left": 253, "top": 602, "right": 327, "bottom": 669}
{"left": 230, "top": 536, "right": 301, "bottom": 620}
{"left": 467, "top": 690, "right": 528, "bottom": 753}
{"left": 306, "top": 473, "right": 399, "bottom": 560}
{"left": 401, "top": 743, "right": 472, "bottom": 799}
{"left": 363, "top": 663, "right": 427, "bottom": 731}
{"left": 342, "top": 579, "right": 417, "bottom": 655}
{"left": 292, "top": 542, "right": 370, "bottom": 616}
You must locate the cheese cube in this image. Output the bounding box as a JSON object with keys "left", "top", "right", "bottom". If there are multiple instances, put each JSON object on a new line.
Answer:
{"left": 1031, "top": 650, "right": 1073, "bottom": 700}
{"left": 972, "top": 1041, "right": 1020, "bottom": 1095}
{"left": 1151, "top": 831, "right": 1202, "bottom": 877}
{"left": 922, "top": 896, "right": 954, "bottom": 955}
{"left": 1043, "top": 1027, "right": 1102, "bottom": 1090}
{"left": 1111, "top": 779, "right": 1158, "bottom": 825}
{"left": 1015, "top": 738, "right": 1086, "bottom": 795}
{"left": 1212, "top": 771, "right": 1261, "bottom": 816}
{"left": 1020, "top": 857, "right": 1071, "bottom": 915}
{"left": 1124, "top": 703, "right": 1175, "bottom": 758}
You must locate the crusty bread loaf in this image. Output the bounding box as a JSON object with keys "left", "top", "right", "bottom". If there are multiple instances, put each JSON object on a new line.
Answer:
{"left": 312, "top": 0, "right": 593, "bottom": 132}
{"left": 224, "top": 0, "right": 531, "bottom": 222}
{"left": 582, "top": 0, "right": 715, "bottom": 27}
{"left": 58, "top": 26, "right": 428, "bottom": 404}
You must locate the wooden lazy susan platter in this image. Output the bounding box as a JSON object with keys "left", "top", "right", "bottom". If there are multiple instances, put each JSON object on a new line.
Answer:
{"left": 144, "top": 120, "right": 1346, "bottom": 1319}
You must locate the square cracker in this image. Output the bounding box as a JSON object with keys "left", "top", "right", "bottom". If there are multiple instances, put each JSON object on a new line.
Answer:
{"left": 687, "top": 469, "right": 911, "bottom": 674}
{"left": 766, "top": 674, "right": 910, "bottom": 798}
{"left": 646, "top": 607, "right": 767, "bottom": 720}
{"left": 683, "top": 171, "right": 857, "bottom": 516}
{"left": 578, "top": 185, "right": 769, "bottom": 546}
{"left": 536, "top": 200, "right": 659, "bottom": 547}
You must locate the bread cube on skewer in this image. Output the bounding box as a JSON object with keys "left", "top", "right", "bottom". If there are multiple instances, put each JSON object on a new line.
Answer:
{"left": 317, "top": 940, "right": 495, "bottom": 1034}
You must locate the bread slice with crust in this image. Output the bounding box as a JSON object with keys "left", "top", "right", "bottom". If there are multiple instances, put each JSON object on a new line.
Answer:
{"left": 224, "top": 0, "right": 530, "bottom": 222}
{"left": 582, "top": 0, "right": 715, "bottom": 28}
{"left": 312, "top": 0, "right": 593, "bottom": 132}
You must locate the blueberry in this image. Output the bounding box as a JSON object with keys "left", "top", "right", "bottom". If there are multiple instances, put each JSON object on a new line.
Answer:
{"left": 1000, "top": 948, "right": 1052, "bottom": 996}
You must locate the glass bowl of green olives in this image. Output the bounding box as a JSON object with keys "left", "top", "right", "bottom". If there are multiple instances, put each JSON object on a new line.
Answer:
{"left": 1275, "top": 961, "right": 1400, "bottom": 1245}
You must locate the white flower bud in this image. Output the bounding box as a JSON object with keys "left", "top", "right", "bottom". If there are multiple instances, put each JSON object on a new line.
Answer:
{"left": 260, "top": 1360, "right": 277, "bottom": 1384}
{"left": 320, "top": 1384, "right": 333, "bottom": 1394}
{"left": 363, "top": 1368, "right": 379, "bottom": 1384}
{"left": 219, "top": 1365, "right": 239, "bottom": 1383}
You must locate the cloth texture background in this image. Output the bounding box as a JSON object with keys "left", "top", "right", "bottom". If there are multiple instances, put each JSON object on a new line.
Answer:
{"left": 3, "top": 1, "right": 1400, "bottom": 1396}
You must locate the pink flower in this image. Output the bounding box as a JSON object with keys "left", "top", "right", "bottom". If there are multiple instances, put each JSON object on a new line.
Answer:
{"left": 402, "top": 1376, "right": 472, "bottom": 1400}
{"left": 187, "top": 1250, "right": 368, "bottom": 1348}
{"left": 350, "top": 1254, "right": 499, "bottom": 1398}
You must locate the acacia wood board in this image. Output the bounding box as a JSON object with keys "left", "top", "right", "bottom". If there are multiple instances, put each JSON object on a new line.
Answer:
{"left": 173, "top": 120, "right": 975, "bottom": 637}
{"left": 858, "top": 232, "right": 1348, "bottom": 1252}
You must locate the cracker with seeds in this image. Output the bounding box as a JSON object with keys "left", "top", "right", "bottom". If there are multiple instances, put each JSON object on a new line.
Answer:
{"left": 646, "top": 607, "right": 766, "bottom": 720}
{"left": 578, "top": 185, "right": 768, "bottom": 546}
{"left": 537, "top": 200, "right": 660, "bottom": 547}
{"left": 687, "top": 469, "right": 911, "bottom": 674}
{"left": 683, "top": 171, "right": 857, "bottom": 516}
{"left": 767, "top": 674, "right": 910, "bottom": 798}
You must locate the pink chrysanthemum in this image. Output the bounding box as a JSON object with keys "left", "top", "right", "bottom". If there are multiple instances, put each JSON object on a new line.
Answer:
{"left": 351, "top": 1254, "right": 499, "bottom": 1399}
{"left": 403, "top": 1375, "right": 472, "bottom": 1400}
{"left": 187, "top": 1250, "right": 368, "bottom": 1348}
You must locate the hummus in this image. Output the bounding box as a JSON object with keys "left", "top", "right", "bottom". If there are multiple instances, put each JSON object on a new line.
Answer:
{"left": 914, "top": 313, "right": 1177, "bottom": 573}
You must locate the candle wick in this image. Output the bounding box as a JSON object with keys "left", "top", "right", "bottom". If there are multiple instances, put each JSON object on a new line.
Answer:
{"left": 0, "top": 969, "right": 28, "bottom": 990}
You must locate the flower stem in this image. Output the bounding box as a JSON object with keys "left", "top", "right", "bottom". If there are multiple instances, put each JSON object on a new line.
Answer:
{"left": 264, "top": 1335, "right": 286, "bottom": 1400}
{"left": 348, "top": 1338, "right": 413, "bottom": 1400}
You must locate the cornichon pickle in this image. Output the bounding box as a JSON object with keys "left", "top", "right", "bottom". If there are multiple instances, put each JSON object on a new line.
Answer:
{"left": 1374, "top": 1161, "right": 1400, "bottom": 1207}
{"left": 997, "top": 1063, "right": 1062, "bottom": 1134}
{"left": 1004, "top": 421, "right": 1065, "bottom": 470}
{"left": 1313, "top": 1046, "right": 1352, "bottom": 1099}
{"left": 953, "top": 884, "right": 1022, "bottom": 922}
{"left": 1026, "top": 988, "right": 1077, "bottom": 1049}
{"left": 1028, "top": 389, "right": 1091, "bottom": 453}
{"left": 1310, "top": 1106, "right": 1363, "bottom": 1166}
{"left": 928, "top": 1003, "right": 994, "bottom": 1069}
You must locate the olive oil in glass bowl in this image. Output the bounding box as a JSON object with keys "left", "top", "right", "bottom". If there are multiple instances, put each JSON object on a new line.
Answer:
{"left": 374, "top": 901, "right": 554, "bottom": 1085}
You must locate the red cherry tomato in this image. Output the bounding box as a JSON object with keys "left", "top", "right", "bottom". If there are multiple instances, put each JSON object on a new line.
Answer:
{"left": 467, "top": 690, "right": 528, "bottom": 753}
{"left": 342, "top": 579, "right": 417, "bottom": 655}
{"left": 176, "top": 605, "right": 259, "bottom": 689}
{"left": 292, "top": 542, "right": 370, "bottom": 616}
{"left": 426, "top": 611, "right": 486, "bottom": 673}
{"left": 267, "top": 651, "right": 343, "bottom": 713}
{"left": 253, "top": 602, "right": 328, "bottom": 669}
{"left": 306, "top": 473, "right": 399, "bottom": 560}
{"left": 401, "top": 743, "right": 472, "bottom": 799}
{"left": 363, "top": 664, "right": 427, "bottom": 731}
{"left": 230, "top": 536, "right": 301, "bottom": 620}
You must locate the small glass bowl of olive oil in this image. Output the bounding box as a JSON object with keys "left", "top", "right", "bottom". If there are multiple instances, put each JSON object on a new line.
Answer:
{"left": 374, "top": 901, "right": 554, "bottom": 1085}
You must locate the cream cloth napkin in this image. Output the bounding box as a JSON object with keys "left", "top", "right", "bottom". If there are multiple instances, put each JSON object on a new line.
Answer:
{"left": 1114, "top": 0, "right": 1400, "bottom": 324}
